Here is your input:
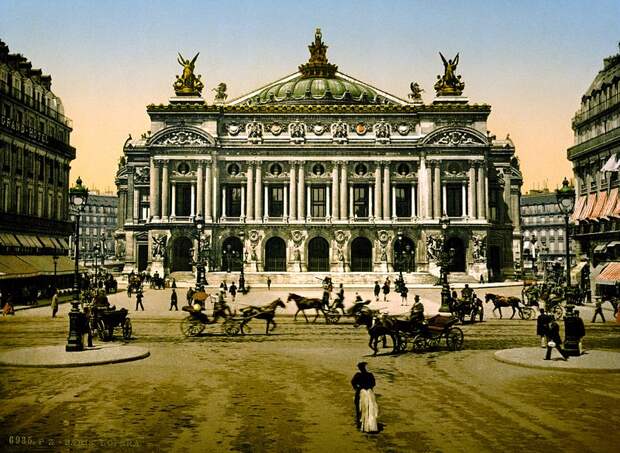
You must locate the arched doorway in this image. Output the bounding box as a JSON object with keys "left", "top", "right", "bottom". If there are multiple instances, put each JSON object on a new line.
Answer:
{"left": 394, "top": 236, "right": 416, "bottom": 272}
{"left": 171, "top": 237, "right": 192, "bottom": 272}
{"left": 447, "top": 237, "right": 466, "bottom": 272}
{"left": 221, "top": 236, "right": 243, "bottom": 272}
{"left": 351, "top": 237, "right": 372, "bottom": 272}
{"left": 308, "top": 237, "right": 329, "bottom": 272}
{"left": 265, "top": 237, "right": 286, "bottom": 271}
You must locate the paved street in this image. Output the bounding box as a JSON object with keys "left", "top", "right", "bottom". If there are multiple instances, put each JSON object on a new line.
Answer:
{"left": 1, "top": 286, "right": 619, "bottom": 452}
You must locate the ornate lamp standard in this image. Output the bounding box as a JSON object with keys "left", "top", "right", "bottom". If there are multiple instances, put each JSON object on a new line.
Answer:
{"left": 66, "top": 177, "right": 89, "bottom": 352}
{"left": 93, "top": 243, "right": 101, "bottom": 285}
{"left": 438, "top": 214, "right": 455, "bottom": 313}
{"left": 193, "top": 214, "right": 205, "bottom": 287}
{"left": 52, "top": 254, "right": 58, "bottom": 285}
{"left": 556, "top": 177, "right": 576, "bottom": 288}
{"left": 238, "top": 231, "right": 247, "bottom": 293}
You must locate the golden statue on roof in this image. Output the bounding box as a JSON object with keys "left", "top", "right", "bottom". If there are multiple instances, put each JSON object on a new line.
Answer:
{"left": 173, "top": 53, "right": 204, "bottom": 96}
{"left": 434, "top": 52, "right": 465, "bottom": 96}
{"left": 299, "top": 28, "right": 338, "bottom": 78}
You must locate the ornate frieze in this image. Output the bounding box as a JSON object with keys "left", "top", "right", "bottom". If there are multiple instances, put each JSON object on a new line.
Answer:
{"left": 426, "top": 129, "right": 486, "bottom": 146}
{"left": 152, "top": 130, "right": 210, "bottom": 146}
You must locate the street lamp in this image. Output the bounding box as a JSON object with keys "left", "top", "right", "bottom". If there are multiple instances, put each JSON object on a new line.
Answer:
{"left": 66, "top": 177, "right": 89, "bottom": 352}
{"left": 238, "top": 231, "right": 246, "bottom": 293}
{"left": 438, "top": 214, "right": 453, "bottom": 313}
{"left": 556, "top": 177, "right": 575, "bottom": 288}
{"left": 52, "top": 254, "right": 58, "bottom": 286}
{"left": 193, "top": 214, "right": 205, "bottom": 287}
{"left": 93, "top": 243, "right": 101, "bottom": 285}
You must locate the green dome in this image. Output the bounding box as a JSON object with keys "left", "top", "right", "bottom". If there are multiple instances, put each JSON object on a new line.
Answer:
{"left": 255, "top": 74, "right": 382, "bottom": 105}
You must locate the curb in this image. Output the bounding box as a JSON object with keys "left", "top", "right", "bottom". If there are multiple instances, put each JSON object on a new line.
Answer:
{"left": 493, "top": 347, "right": 620, "bottom": 373}
{"left": 0, "top": 345, "right": 150, "bottom": 368}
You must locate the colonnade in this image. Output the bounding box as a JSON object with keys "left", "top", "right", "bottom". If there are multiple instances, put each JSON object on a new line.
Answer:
{"left": 139, "top": 158, "right": 490, "bottom": 223}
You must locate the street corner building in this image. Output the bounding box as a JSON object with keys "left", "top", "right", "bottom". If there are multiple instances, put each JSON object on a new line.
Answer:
{"left": 114, "top": 30, "right": 523, "bottom": 284}
{"left": 0, "top": 40, "right": 76, "bottom": 291}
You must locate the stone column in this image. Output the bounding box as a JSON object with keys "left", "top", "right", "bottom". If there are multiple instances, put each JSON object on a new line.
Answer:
{"left": 417, "top": 156, "right": 427, "bottom": 218}
{"left": 468, "top": 163, "right": 476, "bottom": 218}
{"left": 264, "top": 186, "right": 269, "bottom": 217}
{"left": 306, "top": 185, "right": 311, "bottom": 218}
{"left": 241, "top": 186, "right": 246, "bottom": 218}
{"left": 196, "top": 162, "right": 204, "bottom": 217}
{"left": 461, "top": 184, "right": 466, "bottom": 217}
{"left": 442, "top": 184, "right": 447, "bottom": 215}
{"left": 332, "top": 163, "right": 339, "bottom": 220}
{"left": 503, "top": 170, "right": 511, "bottom": 223}
{"left": 222, "top": 187, "right": 227, "bottom": 217}
{"left": 426, "top": 160, "right": 433, "bottom": 218}
{"left": 340, "top": 162, "right": 348, "bottom": 219}
{"left": 326, "top": 186, "right": 331, "bottom": 218}
{"left": 374, "top": 164, "right": 382, "bottom": 219}
{"left": 133, "top": 188, "right": 140, "bottom": 223}
{"left": 477, "top": 163, "right": 486, "bottom": 219}
{"left": 297, "top": 163, "right": 305, "bottom": 221}
{"left": 289, "top": 162, "right": 297, "bottom": 220}
{"left": 349, "top": 186, "right": 354, "bottom": 218}
{"left": 161, "top": 161, "right": 169, "bottom": 220}
{"left": 212, "top": 163, "right": 219, "bottom": 220}
{"left": 149, "top": 158, "right": 158, "bottom": 221}
{"left": 190, "top": 183, "right": 196, "bottom": 217}
{"left": 254, "top": 162, "right": 262, "bottom": 219}
{"left": 204, "top": 162, "right": 212, "bottom": 221}
{"left": 127, "top": 172, "right": 135, "bottom": 224}
{"left": 433, "top": 162, "right": 441, "bottom": 218}
{"left": 283, "top": 186, "right": 288, "bottom": 218}
{"left": 246, "top": 162, "right": 254, "bottom": 221}
{"left": 369, "top": 186, "right": 373, "bottom": 218}
{"left": 411, "top": 185, "right": 416, "bottom": 217}
{"left": 392, "top": 186, "right": 397, "bottom": 218}
{"left": 170, "top": 181, "right": 176, "bottom": 218}
{"left": 383, "top": 163, "right": 390, "bottom": 220}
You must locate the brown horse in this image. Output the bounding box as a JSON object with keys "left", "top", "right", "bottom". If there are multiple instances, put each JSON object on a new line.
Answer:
{"left": 287, "top": 293, "right": 326, "bottom": 323}
{"left": 239, "top": 298, "right": 286, "bottom": 335}
{"left": 485, "top": 293, "right": 522, "bottom": 319}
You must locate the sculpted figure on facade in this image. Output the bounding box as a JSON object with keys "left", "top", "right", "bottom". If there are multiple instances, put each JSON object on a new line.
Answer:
{"left": 152, "top": 234, "right": 168, "bottom": 259}
{"left": 174, "top": 53, "right": 204, "bottom": 96}
{"left": 134, "top": 166, "right": 150, "bottom": 184}
{"left": 290, "top": 121, "right": 306, "bottom": 139}
{"left": 434, "top": 52, "right": 465, "bottom": 96}
{"left": 248, "top": 230, "right": 262, "bottom": 262}
{"left": 408, "top": 82, "right": 424, "bottom": 102}
{"left": 154, "top": 130, "right": 209, "bottom": 146}
{"left": 426, "top": 235, "right": 443, "bottom": 262}
{"left": 472, "top": 235, "right": 487, "bottom": 263}
{"left": 432, "top": 130, "right": 480, "bottom": 146}
{"left": 374, "top": 120, "right": 390, "bottom": 140}
{"left": 213, "top": 82, "right": 227, "bottom": 103}
{"left": 115, "top": 238, "right": 126, "bottom": 259}
{"left": 332, "top": 120, "right": 348, "bottom": 139}
{"left": 247, "top": 121, "right": 263, "bottom": 140}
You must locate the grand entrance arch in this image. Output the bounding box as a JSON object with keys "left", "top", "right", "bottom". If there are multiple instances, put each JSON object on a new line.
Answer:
{"left": 265, "top": 237, "right": 286, "bottom": 271}
{"left": 222, "top": 236, "right": 243, "bottom": 272}
{"left": 393, "top": 236, "right": 416, "bottom": 272}
{"left": 308, "top": 237, "right": 329, "bottom": 272}
{"left": 447, "top": 237, "right": 466, "bottom": 272}
{"left": 171, "top": 237, "right": 192, "bottom": 272}
{"left": 351, "top": 237, "right": 372, "bottom": 272}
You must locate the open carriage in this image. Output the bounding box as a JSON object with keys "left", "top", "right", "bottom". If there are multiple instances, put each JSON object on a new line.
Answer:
{"left": 89, "top": 306, "right": 132, "bottom": 341}
{"left": 410, "top": 314, "right": 464, "bottom": 353}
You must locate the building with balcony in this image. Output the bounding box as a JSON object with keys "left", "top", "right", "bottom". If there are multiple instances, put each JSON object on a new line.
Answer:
{"left": 0, "top": 40, "right": 75, "bottom": 293}
{"left": 568, "top": 43, "right": 620, "bottom": 285}
{"left": 521, "top": 188, "right": 575, "bottom": 275}
{"left": 115, "top": 30, "right": 522, "bottom": 282}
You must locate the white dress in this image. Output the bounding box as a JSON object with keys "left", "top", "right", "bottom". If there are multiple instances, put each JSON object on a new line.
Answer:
{"left": 359, "top": 389, "right": 379, "bottom": 433}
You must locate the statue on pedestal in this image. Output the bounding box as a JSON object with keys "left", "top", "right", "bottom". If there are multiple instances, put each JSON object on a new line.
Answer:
{"left": 173, "top": 53, "right": 204, "bottom": 96}
{"left": 434, "top": 52, "right": 465, "bottom": 96}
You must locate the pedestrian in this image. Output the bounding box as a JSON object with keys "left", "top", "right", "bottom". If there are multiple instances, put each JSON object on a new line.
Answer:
{"left": 170, "top": 288, "right": 178, "bottom": 311}
{"left": 545, "top": 319, "right": 568, "bottom": 360}
{"left": 536, "top": 308, "right": 550, "bottom": 347}
{"left": 373, "top": 281, "right": 380, "bottom": 302}
{"left": 171, "top": 278, "right": 177, "bottom": 289}
{"left": 400, "top": 284, "right": 409, "bottom": 306}
{"left": 135, "top": 287, "right": 144, "bottom": 311}
{"left": 479, "top": 274, "right": 485, "bottom": 284}
{"left": 229, "top": 281, "right": 237, "bottom": 303}
{"left": 382, "top": 279, "right": 390, "bottom": 302}
{"left": 51, "top": 289, "right": 59, "bottom": 318}
{"left": 267, "top": 277, "right": 272, "bottom": 291}
{"left": 336, "top": 283, "right": 345, "bottom": 304}
{"left": 351, "top": 362, "right": 378, "bottom": 433}
{"left": 220, "top": 280, "right": 228, "bottom": 292}
{"left": 592, "top": 299, "right": 605, "bottom": 323}
{"left": 186, "top": 287, "right": 195, "bottom": 306}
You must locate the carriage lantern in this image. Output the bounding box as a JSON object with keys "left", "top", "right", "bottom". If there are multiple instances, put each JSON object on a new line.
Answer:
{"left": 556, "top": 177, "right": 575, "bottom": 288}
{"left": 66, "top": 177, "right": 89, "bottom": 352}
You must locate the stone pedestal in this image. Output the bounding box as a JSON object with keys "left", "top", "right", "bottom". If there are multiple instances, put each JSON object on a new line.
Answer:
{"left": 149, "top": 260, "right": 165, "bottom": 277}
{"left": 470, "top": 262, "right": 489, "bottom": 283}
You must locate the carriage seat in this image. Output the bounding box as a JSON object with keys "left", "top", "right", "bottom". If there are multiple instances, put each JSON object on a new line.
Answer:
{"left": 426, "top": 314, "right": 456, "bottom": 332}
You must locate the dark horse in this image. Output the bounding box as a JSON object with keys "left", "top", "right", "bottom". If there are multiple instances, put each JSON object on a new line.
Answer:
{"left": 239, "top": 298, "right": 286, "bottom": 335}
{"left": 354, "top": 307, "right": 401, "bottom": 355}
{"left": 287, "top": 293, "right": 326, "bottom": 323}
{"left": 485, "top": 293, "right": 522, "bottom": 319}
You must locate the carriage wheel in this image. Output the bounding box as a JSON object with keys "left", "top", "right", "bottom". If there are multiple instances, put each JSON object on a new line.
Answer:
{"left": 446, "top": 327, "right": 464, "bottom": 351}
{"left": 96, "top": 319, "right": 109, "bottom": 341}
{"left": 223, "top": 320, "right": 241, "bottom": 336}
{"left": 552, "top": 305, "right": 564, "bottom": 320}
{"left": 181, "top": 317, "right": 205, "bottom": 337}
{"left": 122, "top": 318, "right": 132, "bottom": 340}
{"left": 397, "top": 333, "right": 409, "bottom": 353}
{"left": 521, "top": 307, "right": 534, "bottom": 320}
{"left": 325, "top": 312, "right": 341, "bottom": 324}
{"left": 411, "top": 334, "right": 427, "bottom": 353}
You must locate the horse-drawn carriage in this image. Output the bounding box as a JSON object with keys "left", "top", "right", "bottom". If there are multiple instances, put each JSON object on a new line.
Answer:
{"left": 449, "top": 296, "right": 484, "bottom": 323}
{"left": 286, "top": 292, "right": 369, "bottom": 324}
{"left": 181, "top": 294, "right": 285, "bottom": 337}
{"left": 410, "top": 314, "right": 464, "bottom": 353}
{"left": 485, "top": 293, "right": 535, "bottom": 320}
{"left": 88, "top": 305, "right": 132, "bottom": 341}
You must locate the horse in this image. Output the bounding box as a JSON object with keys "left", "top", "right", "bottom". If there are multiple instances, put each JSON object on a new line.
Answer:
{"left": 287, "top": 293, "right": 326, "bottom": 323}
{"left": 353, "top": 307, "right": 400, "bottom": 355}
{"left": 239, "top": 298, "right": 286, "bottom": 335}
{"left": 484, "top": 293, "right": 522, "bottom": 319}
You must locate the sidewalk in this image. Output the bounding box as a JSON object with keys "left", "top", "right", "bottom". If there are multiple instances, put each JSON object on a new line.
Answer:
{"left": 494, "top": 347, "right": 620, "bottom": 373}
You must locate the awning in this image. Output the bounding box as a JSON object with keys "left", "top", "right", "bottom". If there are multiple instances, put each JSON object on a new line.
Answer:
{"left": 37, "top": 236, "right": 56, "bottom": 248}
{"left": 601, "top": 154, "right": 620, "bottom": 172}
{"left": 594, "top": 243, "right": 609, "bottom": 254}
{"left": 596, "top": 262, "right": 620, "bottom": 285}
{"left": 0, "top": 233, "right": 21, "bottom": 247}
{"left": 590, "top": 191, "right": 608, "bottom": 220}
{"left": 0, "top": 255, "right": 75, "bottom": 280}
{"left": 58, "top": 238, "right": 69, "bottom": 248}
{"left": 602, "top": 188, "right": 618, "bottom": 218}
{"left": 572, "top": 196, "right": 587, "bottom": 222}
{"left": 580, "top": 194, "right": 597, "bottom": 220}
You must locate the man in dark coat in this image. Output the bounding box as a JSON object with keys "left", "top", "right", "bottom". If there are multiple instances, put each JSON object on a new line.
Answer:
{"left": 382, "top": 279, "right": 390, "bottom": 302}
{"left": 135, "top": 287, "right": 144, "bottom": 311}
{"left": 545, "top": 319, "right": 568, "bottom": 360}
{"left": 169, "top": 288, "right": 178, "bottom": 311}
{"left": 351, "top": 362, "right": 376, "bottom": 427}
{"left": 373, "top": 281, "right": 381, "bottom": 302}
{"left": 536, "top": 308, "right": 550, "bottom": 347}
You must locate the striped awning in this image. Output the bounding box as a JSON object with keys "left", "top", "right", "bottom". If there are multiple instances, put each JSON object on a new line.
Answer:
{"left": 602, "top": 188, "right": 618, "bottom": 218}
{"left": 0, "top": 233, "right": 21, "bottom": 247}
{"left": 0, "top": 255, "right": 75, "bottom": 280}
{"left": 596, "top": 262, "right": 620, "bottom": 285}
{"left": 572, "top": 196, "right": 587, "bottom": 222}
{"left": 590, "top": 192, "right": 608, "bottom": 220}
{"left": 579, "top": 194, "right": 597, "bottom": 220}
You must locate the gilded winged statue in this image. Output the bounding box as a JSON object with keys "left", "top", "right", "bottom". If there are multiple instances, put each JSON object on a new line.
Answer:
{"left": 173, "top": 52, "right": 204, "bottom": 96}
{"left": 434, "top": 52, "right": 465, "bottom": 96}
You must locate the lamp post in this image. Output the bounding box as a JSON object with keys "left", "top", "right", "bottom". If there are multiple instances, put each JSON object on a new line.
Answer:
{"left": 556, "top": 177, "right": 576, "bottom": 288}
{"left": 238, "top": 231, "right": 246, "bottom": 293}
{"left": 93, "top": 243, "right": 101, "bottom": 285}
{"left": 193, "top": 214, "right": 205, "bottom": 287}
{"left": 438, "top": 214, "right": 453, "bottom": 313}
{"left": 66, "top": 177, "right": 89, "bottom": 352}
{"left": 52, "top": 254, "right": 58, "bottom": 286}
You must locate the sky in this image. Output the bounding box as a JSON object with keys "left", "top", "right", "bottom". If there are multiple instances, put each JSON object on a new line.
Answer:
{"left": 1, "top": 0, "right": 619, "bottom": 193}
